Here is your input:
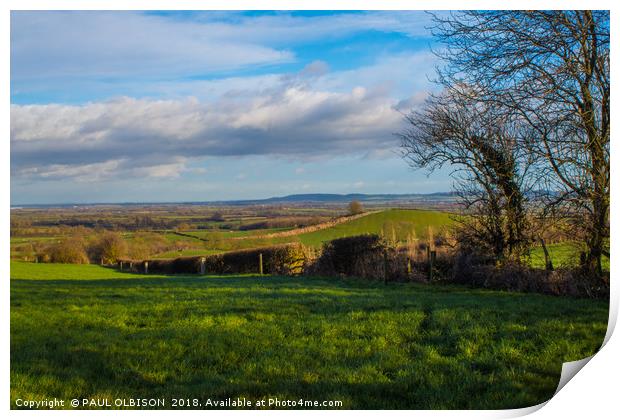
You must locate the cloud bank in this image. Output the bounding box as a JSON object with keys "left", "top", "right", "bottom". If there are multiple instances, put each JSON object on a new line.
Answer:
{"left": 10, "top": 11, "right": 439, "bottom": 194}
{"left": 12, "top": 79, "right": 424, "bottom": 181}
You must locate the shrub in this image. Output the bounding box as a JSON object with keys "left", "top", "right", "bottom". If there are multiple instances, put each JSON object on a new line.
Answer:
{"left": 449, "top": 257, "right": 609, "bottom": 299}
{"left": 138, "top": 257, "right": 201, "bottom": 274}
{"left": 127, "top": 242, "right": 150, "bottom": 260}
{"left": 308, "top": 234, "right": 391, "bottom": 280}
{"left": 126, "top": 232, "right": 169, "bottom": 259}
{"left": 305, "top": 234, "right": 460, "bottom": 283}
{"left": 13, "top": 243, "right": 35, "bottom": 261}
{"left": 203, "top": 243, "right": 306, "bottom": 275}
{"left": 451, "top": 250, "right": 493, "bottom": 285}
{"left": 348, "top": 200, "right": 364, "bottom": 215}
{"left": 176, "top": 222, "right": 192, "bottom": 231}
{"left": 49, "top": 237, "right": 89, "bottom": 264}
{"left": 91, "top": 231, "right": 128, "bottom": 264}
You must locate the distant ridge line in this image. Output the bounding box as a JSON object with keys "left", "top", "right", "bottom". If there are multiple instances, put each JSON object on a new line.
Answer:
{"left": 12, "top": 192, "right": 458, "bottom": 208}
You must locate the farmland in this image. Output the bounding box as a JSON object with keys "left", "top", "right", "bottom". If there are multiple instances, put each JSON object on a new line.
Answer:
{"left": 10, "top": 261, "right": 608, "bottom": 409}
{"left": 10, "top": 203, "right": 601, "bottom": 273}
{"left": 9, "top": 201, "right": 609, "bottom": 409}
{"left": 10, "top": 205, "right": 457, "bottom": 260}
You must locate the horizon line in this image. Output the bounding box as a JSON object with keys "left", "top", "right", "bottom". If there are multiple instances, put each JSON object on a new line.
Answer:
{"left": 10, "top": 191, "right": 457, "bottom": 208}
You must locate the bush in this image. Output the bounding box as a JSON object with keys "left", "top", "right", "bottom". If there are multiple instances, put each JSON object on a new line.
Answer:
{"left": 140, "top": 257, "right": 200, "bottom": 274}
{"left": 201, "top": 243, "right": 306, "bottom": 275}
{"left": 308, "top": 234, "right": 393, "bottom": 280}
{"left": 91, "top": 231, "right": 128, "bottom": 264}
{"left": 49, "top": 237, "right": 89, "bottom": 264}
{"left": 348, "top": 200, "right": 364, "bottom": 215}
{"left": 449, "top": 257, "right": 609, "bottom": 299}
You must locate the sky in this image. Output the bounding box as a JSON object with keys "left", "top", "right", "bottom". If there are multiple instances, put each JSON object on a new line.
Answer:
{"left": 10, "top": 10, "right": 452, "bottom": 204}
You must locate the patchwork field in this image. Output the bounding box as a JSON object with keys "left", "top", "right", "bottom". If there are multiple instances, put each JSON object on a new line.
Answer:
{"left": 11, "top": 262, "right": 608, "bottom": 409}
{"left": 152, "top": 209, "right": 455, "bottom": 257}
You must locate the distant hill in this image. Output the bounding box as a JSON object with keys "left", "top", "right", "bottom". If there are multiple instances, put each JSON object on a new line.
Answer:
{"left": 205, "top": 192, "right": 458, "bottom": 206}
{"left": 12, "top": 192, "right": 458, "bottom": 208}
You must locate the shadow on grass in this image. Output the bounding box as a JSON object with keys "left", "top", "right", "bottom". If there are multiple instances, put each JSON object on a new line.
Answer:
{"left": 10, "top": 275, "right": 609, "bottom": 409}
{"left": 11, "top": 314, "right": 547, "bottom": 410}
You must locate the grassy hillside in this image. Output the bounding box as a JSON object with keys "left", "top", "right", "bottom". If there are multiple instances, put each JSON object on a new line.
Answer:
{"left": 150, "top": 209, "right": 455, "bottom": 257}
{"left": 295, "top": 209, "right": 454, "bottom": 247}
{"left": 11, "top": 262, "right": 608, "bottom": 409}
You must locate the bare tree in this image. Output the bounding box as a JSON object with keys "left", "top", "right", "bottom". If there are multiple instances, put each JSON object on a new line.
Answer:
{"left": 399, "top": 87, "right": 534, "bottom": 263}
{"left": 431, "top": 11, "right": 610, "bottom": 276}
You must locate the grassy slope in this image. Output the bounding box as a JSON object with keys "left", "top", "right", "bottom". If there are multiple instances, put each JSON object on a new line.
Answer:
{"left": 10, "top": 262, "right": 608, "bottom": 409}
{"left": 11, "top": 210, "right": 455, "bottom": 260}
{"left": 157, "top": 210, "right": 456, "bottom": 256}
{"left": 295, "top": 209, "right": 454, "bottom": 247}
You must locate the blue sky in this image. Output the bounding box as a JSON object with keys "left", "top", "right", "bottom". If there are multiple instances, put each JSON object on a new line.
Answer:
{"left": 10, "top": 10, "right": 451, "bottom": 204}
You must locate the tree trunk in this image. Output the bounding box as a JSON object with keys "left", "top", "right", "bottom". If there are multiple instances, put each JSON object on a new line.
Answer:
{"left": 539, "top": 237, "right": 553, "bottom": 271}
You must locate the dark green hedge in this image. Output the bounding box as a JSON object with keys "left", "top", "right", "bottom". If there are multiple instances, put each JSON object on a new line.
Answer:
{"left": 120, "top": 243, "right": 306, "bottom": 276}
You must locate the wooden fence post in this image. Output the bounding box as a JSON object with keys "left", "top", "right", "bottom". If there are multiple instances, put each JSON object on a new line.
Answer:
{"left": 429, "top": 251, "right": 436, "bottom": 282}
{"left": 200, "top": 257, "right": 206, "bottom": 275}
{"left": 259, "top": 253, "right": 263, "bottom": 275}
{"left": 383, "top": 249, "right": 388, "bottom": 285}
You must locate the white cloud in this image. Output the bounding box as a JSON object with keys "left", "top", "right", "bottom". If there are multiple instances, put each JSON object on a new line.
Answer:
{"left": 11, "top": 16, "right": 437, "bottom": 184}
{"left": 13, "top": 157, "right": 191, "bottom": 183}
{"left": 12, "top": 71, "right": 423, "bottom": 182}
{"left": 15, "top": 159, "right": 124, "bottom": 182}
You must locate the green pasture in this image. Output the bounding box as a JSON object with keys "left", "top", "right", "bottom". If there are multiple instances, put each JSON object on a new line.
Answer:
{"left": 10, "top": 261, "right": 608, "bottom": 409}
{"left": 529, "top": 242, "right": 610, "bottom": 271}
{"left": 294, "top": 209, "right": 454, "bottom": 247}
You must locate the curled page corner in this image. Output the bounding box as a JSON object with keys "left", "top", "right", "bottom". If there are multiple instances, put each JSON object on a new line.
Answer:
{"left": 503, "top": 356, "right": 597, "bottom": 418}
{"left": 553, "top": 355, "right": 595, "bottom": 396}
{"left": 549, "top": 290, "right": 617, "bottom": 400}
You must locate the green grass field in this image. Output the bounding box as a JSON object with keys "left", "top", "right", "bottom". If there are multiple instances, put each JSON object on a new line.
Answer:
{"left": 11, "top": 261, "right": 608, "bottom": 409}
{"left": 295, "top": 209, "right": 454, "bottom": 247}
{"left": 529, "top": 242, "right": 610, "bottom": 271}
